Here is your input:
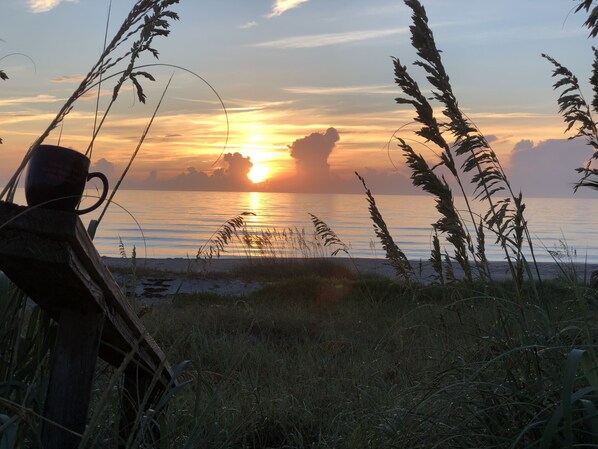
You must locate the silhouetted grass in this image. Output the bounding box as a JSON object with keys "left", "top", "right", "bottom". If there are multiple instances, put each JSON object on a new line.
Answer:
{"left": 371, "top": 0, "right": 539, "bottom": 293}
{"left": 196, "top": 213, "right": 354, "bottom": 265}
{"left": 138, "top": 272, "right": 598, "bottom": 448}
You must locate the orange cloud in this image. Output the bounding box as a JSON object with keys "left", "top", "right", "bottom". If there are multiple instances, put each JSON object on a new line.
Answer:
{"left": 51, "top": 75, "right": 86, "bottom": 84}
{"left": 0, "top": 94, "right": 62, "bottom": 106}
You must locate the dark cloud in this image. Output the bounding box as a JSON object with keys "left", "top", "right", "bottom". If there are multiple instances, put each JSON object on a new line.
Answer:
{"left": 213, "top": 152, "right": 254, "bottom": 185}
{"left": 89, "top": 158, "right": 117, "bottom": 191}
{"left": 263, "top": 127, "right": 419, "bottom": 194}
{"left": 289, "top": 127, "right": 340, "bottom": 176}
{"left": 147, "top": 170, "right": 158, "bottom": 183}
{"left": 168, "top": 166, "right": 210, "bottom": 190}
{"left": 126, "top": 152, "right": 254, "bottom": 191}
{"left": 91, "top": 158, "right": 116, "bottom": 176}
{"left": 513, "top": 139, "right": 534, "bottom": 152}
{"left": 258, "top": 127, "right": 342, "bottom": 193}
{"left": 507, "top": 138, "right": 596, "bottom": 197}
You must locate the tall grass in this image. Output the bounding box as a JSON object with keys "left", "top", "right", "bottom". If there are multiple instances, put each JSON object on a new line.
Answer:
{"left": 543, "top": 2, "right": 598, "bottom": 192}
{"left": 359, "top": 0, "right": 539, "bottom": 292}
{"left": 132, "top": 266, "right": 598, "bottom": 448}
{"left": 0, "top": 277, "right": 56, "bottom": 448}
{"left": 356, "top": 172, "right": 414, "bottom": 281}
{"left": 349, "top": 1, "right": 598, "bottom": 447}
{"left": 196, "top": 213, "right": 354, "bottom": 263}
{"left": 538, "top": 8, "right": 598, "bottom": 443}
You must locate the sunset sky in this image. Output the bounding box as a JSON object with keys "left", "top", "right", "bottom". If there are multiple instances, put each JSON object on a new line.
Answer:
{"left": 0, "top": 0, "right": 595, "bottom": 196}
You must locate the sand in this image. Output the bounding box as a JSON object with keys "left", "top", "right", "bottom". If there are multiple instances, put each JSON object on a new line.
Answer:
{"left": 102, "top": 256, "right": 598, "bottom": 305}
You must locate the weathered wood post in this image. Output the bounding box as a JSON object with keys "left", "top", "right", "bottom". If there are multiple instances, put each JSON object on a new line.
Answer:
{"left": 40, "top": 309, "right": 105, "bottom": 449}
{"left": 0, "top": 202, "right": 175, "bottom": 449}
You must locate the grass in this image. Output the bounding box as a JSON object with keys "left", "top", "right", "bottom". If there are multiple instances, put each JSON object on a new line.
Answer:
{"left": 130, "top": 262, "right": 598, "bottom": 448}
{"left": 3, "top": 257, "right": 597, "bottom": 447}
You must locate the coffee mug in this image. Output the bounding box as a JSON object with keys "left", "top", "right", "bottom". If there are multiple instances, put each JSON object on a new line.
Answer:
{"left": 25, "top": 144, "right": 109, "bottom": 214}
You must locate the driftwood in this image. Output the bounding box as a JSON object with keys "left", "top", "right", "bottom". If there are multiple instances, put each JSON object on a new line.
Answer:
{"left": 0, "top": 201, "right": 175, "bottom": 449}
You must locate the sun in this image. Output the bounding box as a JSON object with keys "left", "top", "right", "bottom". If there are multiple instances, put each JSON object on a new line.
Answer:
{"left": 248, "top": 163, "right": 269, "bottom": 184}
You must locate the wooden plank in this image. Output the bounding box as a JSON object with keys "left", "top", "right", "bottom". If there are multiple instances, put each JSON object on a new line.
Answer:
{"left": 0, "top": 229, "right": 103, "bottom": 314}
{"left": 41, "top": 308, "right": 105, "bottom": 449}
{"left": 0, "top": 202, "right": 79, "bottom": 241}
{"left": 0, "top": 201, "right": 174, "bottom": 388}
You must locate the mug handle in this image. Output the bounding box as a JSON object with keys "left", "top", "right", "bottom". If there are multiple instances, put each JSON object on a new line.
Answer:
{"left": 77, "top": 172, "right": 109, "bottom": 215}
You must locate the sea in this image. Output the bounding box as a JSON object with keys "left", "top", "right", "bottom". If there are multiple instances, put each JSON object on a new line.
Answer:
{"left": 10, "top": 189, "right": 598, "bottom": 263}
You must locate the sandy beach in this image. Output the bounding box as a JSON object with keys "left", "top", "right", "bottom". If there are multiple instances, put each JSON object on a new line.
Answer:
{"left": 102, "top": 256, "right": 598, "bottom": 304}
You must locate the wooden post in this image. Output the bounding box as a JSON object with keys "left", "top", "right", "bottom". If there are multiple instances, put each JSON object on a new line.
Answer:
{"left": 41, "top": 308, "right": 105, "bottom": 449}
{"left": 0, "top": 202, "right": 175, "bottom": 447}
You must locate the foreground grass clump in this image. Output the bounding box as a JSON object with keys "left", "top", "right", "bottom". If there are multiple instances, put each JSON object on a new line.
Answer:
{"left": 139, "top": 264, "right": 598, "bottom": 448}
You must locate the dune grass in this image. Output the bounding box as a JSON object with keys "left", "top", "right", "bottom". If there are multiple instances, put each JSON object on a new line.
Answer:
{"left": 133, "top": 264, "right": 597, "bottom": 448}
{"left": 2, "top": 258, "right": 598, "bottom": 448}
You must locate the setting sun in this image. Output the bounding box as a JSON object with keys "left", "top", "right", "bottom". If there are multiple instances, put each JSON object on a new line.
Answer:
{"left": 248, "top": 164, "right": 269, "bottom": 184}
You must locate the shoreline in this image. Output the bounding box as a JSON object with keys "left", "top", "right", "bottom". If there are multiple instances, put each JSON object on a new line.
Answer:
{"left": 99, "top": 256, "right": 598, "bottom": 304}
{"left": 102, "top": 256, "right": 598, "bottom": 283}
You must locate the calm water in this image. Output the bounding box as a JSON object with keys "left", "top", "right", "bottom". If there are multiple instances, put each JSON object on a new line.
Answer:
{"left": 11, "top": 189, "right": 598, "bottom": 262}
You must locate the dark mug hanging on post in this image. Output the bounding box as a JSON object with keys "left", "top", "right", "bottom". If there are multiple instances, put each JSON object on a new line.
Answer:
{"left": 25, "top": 144, "right": 109, "bottom": 214}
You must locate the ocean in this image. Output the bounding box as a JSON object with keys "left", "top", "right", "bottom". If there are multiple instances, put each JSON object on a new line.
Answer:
{"left": 10, "top": 189, "right": 598, "bottom": 262}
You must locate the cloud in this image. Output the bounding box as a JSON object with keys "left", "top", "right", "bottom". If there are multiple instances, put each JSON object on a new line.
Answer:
{"left": 261, "top": 126, "right": 419, "bottom": 194}
{"left": 0, "top": 94, "right": 61, "bottom": 106}
{"left": 268, "top": 0, "right": 309, "bottom": 18}
{"left": 261, "top": 127, "right": 419, "bottom": 194}
{"left": 28, "top": 0, "right": 78, "bottom": 13}
{"left": 225, "top": 99, "right": 295, "bottom": 112}
{"left": 91, "top": 158, "right": 116, "bottom": 176}
{"left": 240, "top": 21, "right": 258, "bottom": 29}
{"left": 213, "top": 152, "right": 254, "bottom": 184}
{"left": 128, "top": 152, "right": 255, "bottom": 191}
{"left": 227, "top": 106, "right": 266, "bottom": 113}
{"left": 115, "top": 128, "right": 421, "bottom": 194}
{"left": 51, "top": 74, "right": 85, "bottom": 83}
{"left": 253, "top": 28, "right": 406, "bottom": 49}
{"left": 289, "top": 127, "right": 339, "bottom": 177}
{"left": 507, "top": 139, "right": 596, "bottom": 197}
{"left": 513, "top": 139, "right": 534, "bottom": 152}
{"left": 285, "top": 84, "right": 396, "bottom": 95}
{"left": 467, "top": 111, "right": 550, "bottom": 120}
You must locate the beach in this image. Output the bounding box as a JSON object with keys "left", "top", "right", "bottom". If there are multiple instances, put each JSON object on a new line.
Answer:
{"left": 102, "top": 256, "right": 598, "bottom": 304}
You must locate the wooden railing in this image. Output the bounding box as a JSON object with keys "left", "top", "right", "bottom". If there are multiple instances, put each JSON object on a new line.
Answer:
{"left": 0, "top": 201, "right": 175, "bottom": 449}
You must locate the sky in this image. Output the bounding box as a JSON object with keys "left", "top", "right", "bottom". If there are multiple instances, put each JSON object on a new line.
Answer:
{"left": 0, "top": 0, "right": 596, "bottom": 197}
